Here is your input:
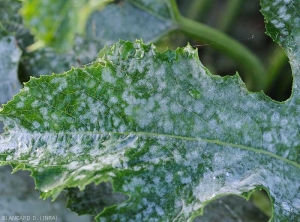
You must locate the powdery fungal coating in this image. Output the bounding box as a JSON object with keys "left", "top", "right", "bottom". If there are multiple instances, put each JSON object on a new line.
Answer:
{"left": 0, "top": 38, "right": 300, "bottom": 221}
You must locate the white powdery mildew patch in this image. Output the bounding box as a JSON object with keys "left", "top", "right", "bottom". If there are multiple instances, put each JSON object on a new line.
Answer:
{"left": 16, "top": 102, "right": 24, "bottom": 108}
{"left": 272, "top": 0, "right": 281, "bottom": 6}
{"left": 46, "top": 95, "right": 53, "bottom": 101}
{"left": 100, "top": 153, "right": 127, "bottom": 168}
{"left": 180, "top": 176, "right": 192, "bottom": 184}
{"left": 51, "top": 113, "right": 58, "bottom": 120}
{"left": 122, "top": 177, "right": 145, "bottom": 192}
{"left": 70, "top": 145, "right": 82, "bottom": 154}
{"left": 102, "top": 67, "right": 116, "bottom": 84}
{"left": 165, "top": 173, "right": 173, "bottom": 183}
{"left": 39, "top": 107, "right": 48, "bottom": 118}
{"left": 50, "top": 77, "right": 68, "bottom": 91}
{"left": 183, "top": 44, "right": 197, "bottom": 55}
{"left": 68, "top": 161, "right": 80, "bottom": 170}
{"left": 155, "top": 205, "right": 164, "bottom": 216}
{"left": 170, "top": 102, "right": 183, "bottom": 114}
{"left": 32, "top": 121, "right": 41, "bottom": 129}
{"left": 193, "top": 168, "right": 248, "bottom": 203}
{"left": 31, "top": 100, "right": 39, "bottom": 108}
{"left": 278, "top": 5, "right": 287, "bottom": 16}
{"left": 271, "top": 19, "right": 285, "bottom": 29}
{"left": 173, "top": 149, "right": 183, "bottom": 164}
{"left": 73, "top": 174, "right": 86, "bottom": 181}
{"left": 75, "top": 163, "right": 99, "bottom": 172}
{"left": 51, "top": 134, "right": 139, "bottom": 173}
{"left": 109, "top": 96, "right": 118, "bottom": 104}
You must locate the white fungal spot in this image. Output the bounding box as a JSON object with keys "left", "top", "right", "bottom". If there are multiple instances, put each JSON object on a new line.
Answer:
{"left": 74, "top": 175, "right": 86, "bottom": 181}
{"left": 39, "top": 107, "right": 48, "bottom": 117}
{"left": 31, "top": 100, "right": 39, "bottom": 108}
{"left": 165, "top": 173, "right": 173, "bottom": 182}
{"left": 32, "top": 121, "right": 41, "bottom": 128}
{"left": 102, "top": 68, "right": 116, "bottom": 84}
{"left": 16, "top": 102, "right": 24, "bottom": 108}
{"left": 51, "top": 113, "right": 58, "bottom": 120}
{"left": 155, "top": 206, "right": 164, "bottom": 216}
{"left": 110, "top": 96, "right": 118, "bottom": 104}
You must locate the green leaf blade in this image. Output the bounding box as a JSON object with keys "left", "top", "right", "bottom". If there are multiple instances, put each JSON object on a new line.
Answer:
{"left": 0, "top": 40, "right": 299, "bottom": 221}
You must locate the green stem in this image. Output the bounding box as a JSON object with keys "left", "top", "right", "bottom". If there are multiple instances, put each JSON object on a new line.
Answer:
{"left": 185, "top": 0, "right": 213, "bottom": 22}
{"left": 217, "top": 0, "right": 243, "bottom": 32}
{"left": 169, "top": 0, "right": 266, "bottom": 91}
{"left": 169, "top": 0, "right": 181, "bottom": 21}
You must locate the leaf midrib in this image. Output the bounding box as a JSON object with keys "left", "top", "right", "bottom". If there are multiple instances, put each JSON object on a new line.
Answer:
{"left": 9, "top": 130, "right": 300, "bottom": 169}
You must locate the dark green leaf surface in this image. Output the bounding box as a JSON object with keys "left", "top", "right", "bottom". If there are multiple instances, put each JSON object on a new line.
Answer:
{"left": 0, "top": 39, "right": 299, "bottom": 221}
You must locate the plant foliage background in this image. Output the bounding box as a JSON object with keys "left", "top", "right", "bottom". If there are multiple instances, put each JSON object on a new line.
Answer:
{"left": 0, "top": 0, "right": 299, "bottom": 221}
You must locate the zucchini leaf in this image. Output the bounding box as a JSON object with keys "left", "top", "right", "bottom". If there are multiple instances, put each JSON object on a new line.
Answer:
{"left": 0, "top": 0, "right": 299, "bottom": 221}
{"left": 0, "top": 39, "right": 299, "bottom": 221}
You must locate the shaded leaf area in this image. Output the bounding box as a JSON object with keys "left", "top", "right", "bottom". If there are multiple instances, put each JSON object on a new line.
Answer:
{"left": 0, "top": 0, "right": 31, "bottom": 47}
{"left": 21, "top": 0, "right": 111, "bottom": 52}
{"left": 67, "top": 183, "right": 270, "bottom": 222}
{"left": 66, "top": 182, "right": 129, "bottom": 216}
{"left": 194, "top": 195, "right": 269, "bottom": 222}
{"left": 0, "top": 35, "right": 22, "bottom": 133}
{"left": 0, "top": 166, "right": 91, "bottom": 222}
{"left": 86, "top": 1, "right": 174, "bottom": 47}
{"left": 0, "top": 40, "right": 299, "bottom": 221}
{"left": 128, "top": 0, "right": 173, "bottom": 20}
{"left": 20, "top": 0, "right": 174, "bottom": 52}
{"left": 0, "top": 0, "right": 90, "bottom": 79}
{"left": 0, "top": 0, "right": 174, "bottom": 81}
{"left": 0, "top": 35, "right": 22, "bottom": 104}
